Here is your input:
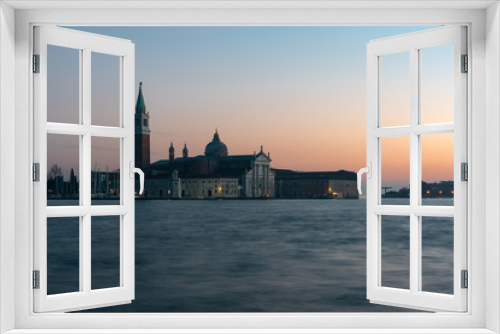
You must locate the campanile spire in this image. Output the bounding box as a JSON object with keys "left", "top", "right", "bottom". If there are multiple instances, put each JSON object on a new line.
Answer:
{"left": 135, "top": 82, "right": 151, "bottom": 169}
{"left": 136, "top": 82, "right": 147, "bottom": 114}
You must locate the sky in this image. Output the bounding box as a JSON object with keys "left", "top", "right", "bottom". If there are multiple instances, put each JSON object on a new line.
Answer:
{"left": 47, "top": 26, "right": 455, "bottom": 190}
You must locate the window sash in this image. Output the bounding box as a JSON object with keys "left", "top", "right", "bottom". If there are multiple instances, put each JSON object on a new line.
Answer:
{"left": 32, "top": 25, "right": 136, "bottom": 313}
{"left": 366, "top": 26, "right": 468, "bottom": 312}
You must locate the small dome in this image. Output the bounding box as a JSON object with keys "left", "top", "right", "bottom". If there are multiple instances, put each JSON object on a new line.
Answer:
{"left": 205, "top": 130, "right": 228, "bottom": 158}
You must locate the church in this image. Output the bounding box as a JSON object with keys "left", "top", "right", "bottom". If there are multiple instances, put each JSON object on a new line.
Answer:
{"left": 147, "top": 132, "right": 275, "bottom": 199}
{"left": 135, "top": 83, "right": 275, "bottom": 199}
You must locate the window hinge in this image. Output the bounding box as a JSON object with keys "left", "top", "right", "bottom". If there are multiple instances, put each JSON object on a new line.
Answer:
{"left": 461, "top": 162, "right": 468, "bottom": 181}
{"left": 33, "top": 54, "right": 40, "bottom": 73}
{"left": 33, "top": 270, "right": 40, "bottom": 289}
{"left": 461, "top": 270, "right": 468, "bottom": 289}
{"left": 33, "top": 163, "right": 40, "bottom": 182}
{"left": 461, "top": 54, "right": 468, "bottom": 73}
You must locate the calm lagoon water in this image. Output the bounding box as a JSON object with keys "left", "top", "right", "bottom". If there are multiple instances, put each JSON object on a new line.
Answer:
{"left": 47, "top": 198, "right": 454, "bottom": 312}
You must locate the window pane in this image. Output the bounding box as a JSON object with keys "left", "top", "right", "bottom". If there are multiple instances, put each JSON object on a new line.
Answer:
{"left": 381, "top": 215, "right": 410, "bottom": 290}
{"left": 91, "top": 215, "right": 121, "bottom": 290}
{"left": 381, "top": 136, "right": 410, "bottom": 205}
{"left": 92, "top": 52, "right": 120, "bottom": 127}
{"left": 421, "top": 133, "right": 454, "bottom": 206}
{"left": 91, "top": 137, "right": 120, "bottom": 205}
{"left": 47, "top": 134, "right": 80, "bottom": 206}
{"left": 380, "top": 52, "right": 410, "bottom": 127}
{"left": 421, "top": 217, "right": 454, "bottom": 294}
{"left": 47, "top": 217, "right": 80, "bottom": 295}
{"left": 420, "top": 45, "right": 454, "bottom": 124}
{"left": 47, "top": 45, "right": 80, "bottom": 124}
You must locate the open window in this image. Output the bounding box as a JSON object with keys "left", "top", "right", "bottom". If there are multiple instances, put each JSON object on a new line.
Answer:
{"left": 364, "top": 26, "right": 467, "bottom": 312}
{"left": 33, "top": 26, "right": 138, "bottom": 312}
{"left": 32, "top": 24, "right": 467, "bottom": 315}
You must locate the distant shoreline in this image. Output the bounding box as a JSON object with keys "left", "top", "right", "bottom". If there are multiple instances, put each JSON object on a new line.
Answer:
{"left": 47, "top": 196, "right": 453, "bottom": 201}
{"left": 47, "top": 197, "right": 360, "bottom": 201}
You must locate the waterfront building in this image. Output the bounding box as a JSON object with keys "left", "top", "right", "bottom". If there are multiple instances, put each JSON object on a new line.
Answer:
{"left": 47, "top": 167, "right": 79, "bottom": 198}
{"left": 422, "top": 181, "right": 454, "bottom": 198}
{"left": 273, "top": 169, "right": 358, "bottom": 199}
{"left": 380, "top": 181, "right": 454, "bottom": 199}
{"left": 144, "top": 172, "right": 239, "bottom": 199}
{"left": 91, "top": 170, "right": 120, "bottom": 198}
{"left": 46, "top": 167, "right": 120, "bottom": 199}
{"left": 145, "top": 131, "right": 275, "bottom": 199}
{"left": 182, "top": 178, "right": 239, "bottom": 198}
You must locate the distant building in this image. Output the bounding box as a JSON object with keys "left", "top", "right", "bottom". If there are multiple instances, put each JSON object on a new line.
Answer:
{"left": 380, "top": 181, "right": 453, "bottom": 199}
{"left": 91, "top": 170, "right": 120, "bottom": 198}
{"left": 47, "top": 167, "right": 121, "bottom": 200}
{"left": 273, "top": 169, "right": 358, "bottom": 199}
{"left": 146, "top": 171, "right": 240, "bottom": 199}
{"left": 182, "top": 178, "right": 239, "bottom": 199}
{"left": 47, "top": 167, "right": 79, "bottom": 198}
{"left": 145, "top": 131, "right": 274, "bottom": 199}
{"left": 422, "top": 181, "right": 454, "bottom": 198}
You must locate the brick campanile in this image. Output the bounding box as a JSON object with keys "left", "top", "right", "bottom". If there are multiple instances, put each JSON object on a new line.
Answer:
{"left": 135, "top": 82, "right": 151, "bottom": 169}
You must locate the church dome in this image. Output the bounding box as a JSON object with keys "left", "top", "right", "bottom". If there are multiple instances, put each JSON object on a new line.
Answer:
{"left": 205, "top": 130, "right": 228, "bottom": 158}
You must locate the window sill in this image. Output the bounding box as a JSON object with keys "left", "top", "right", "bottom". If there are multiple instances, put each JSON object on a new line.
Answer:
{"left": 4, "top": 329, "right": 497, "bottom": 334}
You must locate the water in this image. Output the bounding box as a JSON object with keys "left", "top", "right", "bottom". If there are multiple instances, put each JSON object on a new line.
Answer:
{"left": 46, "top": 198, "right": 454, "bottom": 312}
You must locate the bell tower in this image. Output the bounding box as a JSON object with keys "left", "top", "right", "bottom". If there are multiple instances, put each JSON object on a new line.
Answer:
{"left": 135, "top": 82, "right": 151, "bottom": 169}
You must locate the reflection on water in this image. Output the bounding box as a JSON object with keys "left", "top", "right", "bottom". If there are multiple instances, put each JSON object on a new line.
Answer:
{"left": 45, "top": 198, "right": 454, "bottom": 312}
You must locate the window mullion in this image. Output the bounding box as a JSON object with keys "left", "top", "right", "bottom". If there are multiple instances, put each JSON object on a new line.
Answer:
{"left": 409, "top": 47, "right": 420, "bottom": 294}
{"left": 81, "top": 48, "right": 92, "bottom": 294}
{"left": 409, "top": 47, "right": 420, "bottom": 208}
{"left": 81, "top": 214, "right": 91, "bottom": 293}
{"left": 78, "top": 49, "right": 85, "bottom": 304}
{"left": 82, "top": 48, "right": 91, "bottom": 208}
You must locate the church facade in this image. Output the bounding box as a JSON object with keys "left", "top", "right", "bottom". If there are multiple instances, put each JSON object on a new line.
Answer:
{"left": 145, "top": 131, "right": 275, "bottom": 199}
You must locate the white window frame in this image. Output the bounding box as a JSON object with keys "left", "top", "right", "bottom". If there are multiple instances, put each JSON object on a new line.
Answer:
{"left": 1, "top": 1, "right": 499, "bottom": 333}
{"left": 33, "top": 25, "right": 136, "bottom": 313}
{"left": 365, "top": 26, "right": 468, "bottom": 312}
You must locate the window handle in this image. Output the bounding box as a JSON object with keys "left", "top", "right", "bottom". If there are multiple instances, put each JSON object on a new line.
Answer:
{"left": 129, "top": 162, "right": 145, "bottom": 195}
{"left": 357, "top": 162, "right": 372, "bottom": 195}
